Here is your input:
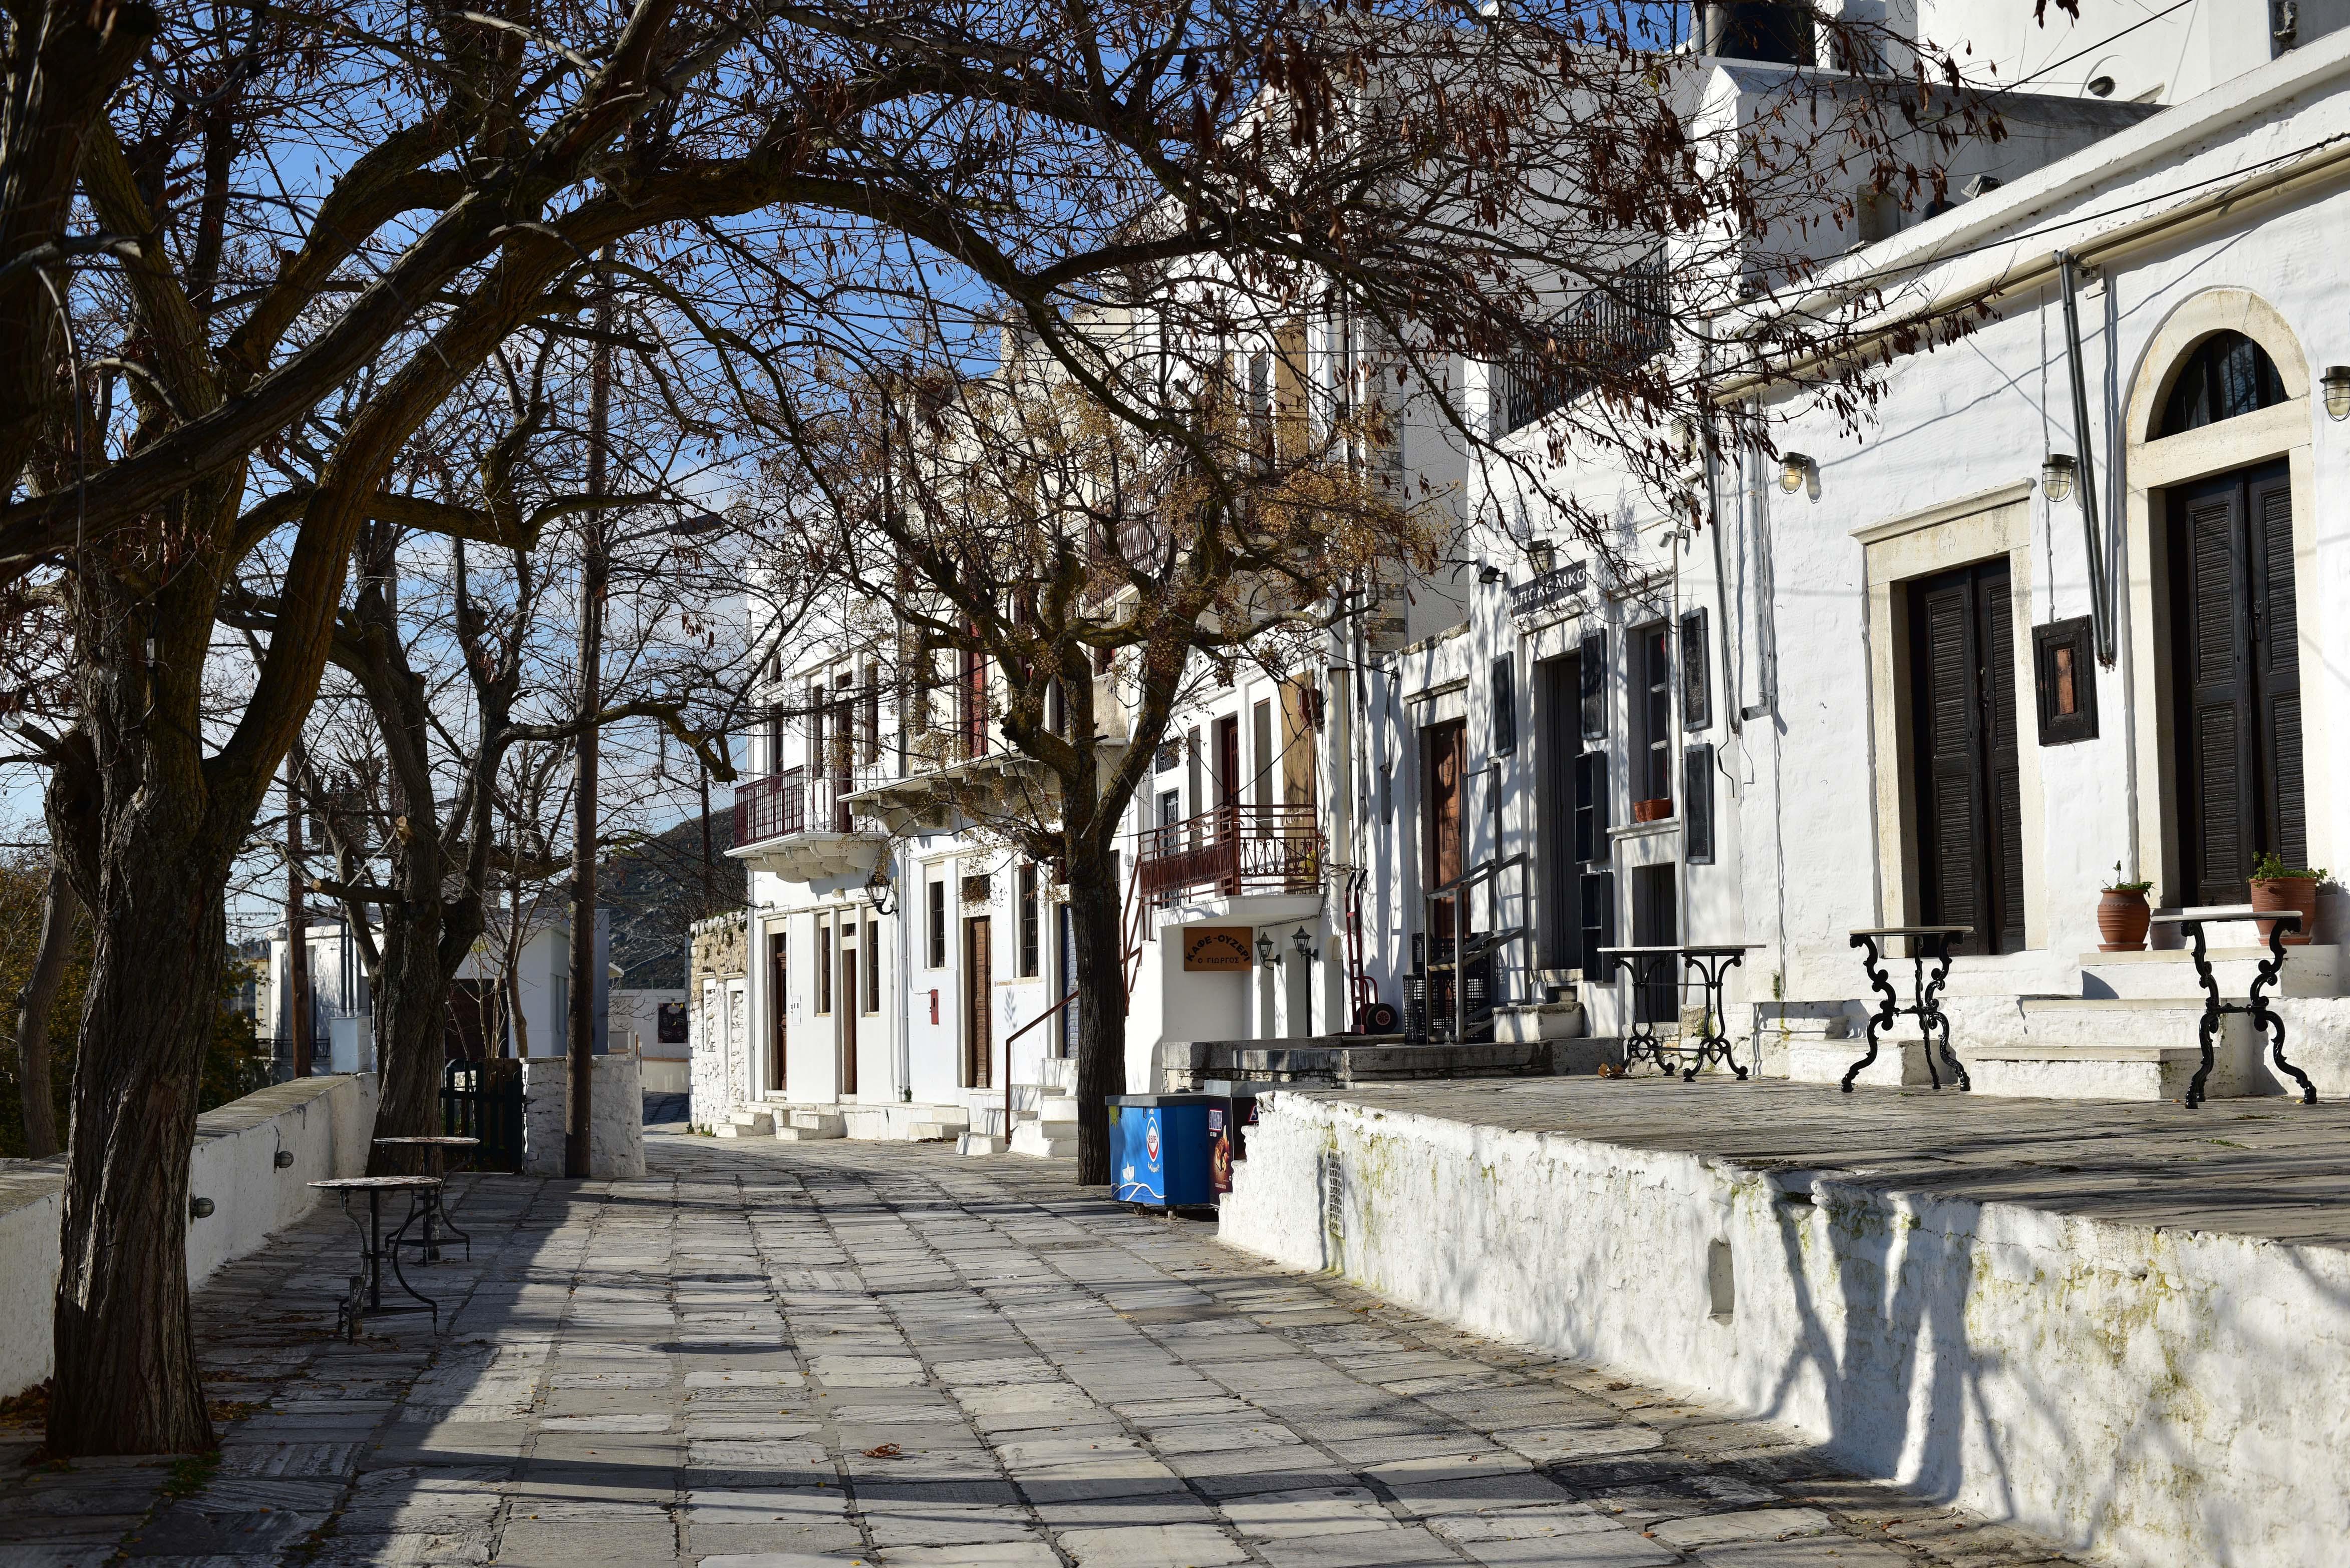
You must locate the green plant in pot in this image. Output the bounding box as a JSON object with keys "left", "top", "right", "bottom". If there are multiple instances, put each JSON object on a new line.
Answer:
{"left": 2098, "top": 863, "right": 2153, "bottom": 953}
{"left": 2249, "top": 851, "right": 2327, "bottom": 947}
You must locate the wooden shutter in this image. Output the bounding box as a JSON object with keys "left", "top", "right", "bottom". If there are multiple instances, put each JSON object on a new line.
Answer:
{"left": 1680, "top": 609, "right": 1711, "bottom": 731}
{"left": 1982, "top": 574, "right": 2026, "bottom": 951}
{"left": 1578, "top": 868, "right": 1615, "bottom": 976}
{"left": 1579, "top": 631, "right": 1607, "bottom": 740}
{"left": 1684, "top": 743, "right": 1716, "bottom": 865}
{"left": 1913, "top": 575, "right": 1986, "bottom": 951}
{"left": 2180, "top": 483, "right": 2254, "bottom": 902}
{"left": 2250, "top": 469, "right": 2306, "bottom": 869}
{"left": 1573, "top": 749, "right": 1609, "bottom": 865}
{"left": 1491, "top": 657, "right": 1517, "bottom": 756}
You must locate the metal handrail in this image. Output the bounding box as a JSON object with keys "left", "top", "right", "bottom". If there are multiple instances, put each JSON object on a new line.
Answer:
{"left": 732, "top": 766, "right": 866, "bottom": 845}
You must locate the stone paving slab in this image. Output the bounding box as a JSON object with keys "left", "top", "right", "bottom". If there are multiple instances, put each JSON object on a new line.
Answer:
{"left": 0, "top": 1129, "right": 2098, "bottom": 1566}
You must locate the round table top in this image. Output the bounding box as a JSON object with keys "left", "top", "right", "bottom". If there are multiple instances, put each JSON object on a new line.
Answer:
{"left": 311, "top": 1175, "right": 444, "bottom": 1190}
{"left": 373, "top": 1136, "right": 482, "bottom": 1147}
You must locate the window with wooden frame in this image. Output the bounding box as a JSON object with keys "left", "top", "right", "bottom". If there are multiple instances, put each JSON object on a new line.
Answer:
{"left": 862, "top": 917, "right": 881, "bottom": 1013}
{"left": 926, "top": 875, "right": 947, "bottom": 968}
{"left": 1684, "top": 743, "right": 1717, "bottom": 864}
{"left": 1578, "top": 630, "right": 1608, "bottom": 740}
{"left": 1017, "top": 864, "right": 1040, "bottom": 977}
{"left": 1630, "top": 621, "right": 1674, "bottom": 809}
{"left": 814, "top": 917, "right": 833, "bottom": 1014}
{"left": 2032, "top": 617, "right": 2098, "bottom": 746}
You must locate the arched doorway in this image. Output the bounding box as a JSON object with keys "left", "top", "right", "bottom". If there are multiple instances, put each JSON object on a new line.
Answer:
{"left": 2123, "top": 293, "right": 2317, "bottom": 905}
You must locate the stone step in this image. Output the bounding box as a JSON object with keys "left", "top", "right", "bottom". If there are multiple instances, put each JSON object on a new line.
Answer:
{"left": 958, "top": 1131, "right": 1006, "bottom": 1156}
{"left": 1036, "top": 1094, "right": 1079, "bottom": 1122}
{"left": 907, "top": 1120, "right": 963, "bottom": 1142}
{"left": 1008, "top": 1121, "right": 1077, "bottom": 1159}
{"left": 776, "top": 1110, "right": 845, "bottom": 1141}
{"left": 1787, "top": 1039, "right": 1943, "bottom": 1089}
{"left": 2079, "top": 944, "right": 2339, "bottom": 1000}
{"left": 718, "top": 1109, "right": 776, "bottom": 1137}
{"left": 1963, "top": 1045, "right": 2210, "bottom": 1102}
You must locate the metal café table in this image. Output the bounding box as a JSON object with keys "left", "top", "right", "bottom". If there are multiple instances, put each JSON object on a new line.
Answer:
{"left": 1845, "top": 926, "right": 1971, "bottom": 1093}
{"left": 372, "top": 1135, "right": 480, "bottom": 1262}
{"left": 1597, "top": 945, "right": 1764, "bottom": 1081}
{"left": 2152, "top": 904, "right": 2315, "bottom": 1110}
{"left": 310, "top": 1175, "right": 442, "bottom": 1340}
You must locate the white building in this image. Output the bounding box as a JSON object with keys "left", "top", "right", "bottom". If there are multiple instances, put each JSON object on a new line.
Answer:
{"left": 698, "top": 2, "right": 2350, "bottom": 1138}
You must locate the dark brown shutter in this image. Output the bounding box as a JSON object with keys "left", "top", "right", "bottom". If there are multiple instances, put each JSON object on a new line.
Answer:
{"left": 2251, "top": 471, "right": 2306, "bottom": 869}
{"left": 2181, "top": 484, "right": 2253, "bottom": 902}
{"left": 1680, "top": 609, "right": 1711, "bottom": 731}
{"left": 1684, "top": 743, "right": 1715, "bottom": 864}
{"left": 1982, "top": 574, "right": 2026, "bottom": 951}
{"left": 1579, "top": 631, "right": 1607, "bottom": 740}
{"left": 1578, "top": 868, "right": 1614, "bottom": 975}
{"left": 1915, "top": 577, "right": 1986, "bottom": 948}
{"left": 1491, "top": 656, "right": 1517, "bottom": 756}
{"left": 1573, "top": 749, "right": 1608, "bottom": 865}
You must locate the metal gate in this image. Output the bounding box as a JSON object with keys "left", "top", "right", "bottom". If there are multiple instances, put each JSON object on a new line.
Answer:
{"left": 442, "top": 1058, "right": 523, "bottom": 1172}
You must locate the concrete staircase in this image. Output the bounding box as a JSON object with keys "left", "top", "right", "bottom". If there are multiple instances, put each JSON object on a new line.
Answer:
{"left": 1009, "top": 1094, "right": 1079, "bottom": 1158}
{"left": 775, "top": 1109, "right": 845, "bottom": 1141}
{"left": 715, "top": 1108, "right": 775, "bottom": 1138}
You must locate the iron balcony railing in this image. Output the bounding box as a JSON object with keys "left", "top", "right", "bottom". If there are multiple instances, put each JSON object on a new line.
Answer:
{"left": 733, "top": 766, "right": 858, "bottom": 846}
{"left": 1136, "top": 802, "right": 1324, "bottom": 903}
{"left": 1494, "top": 258, "right": 1672, "bottom": 438}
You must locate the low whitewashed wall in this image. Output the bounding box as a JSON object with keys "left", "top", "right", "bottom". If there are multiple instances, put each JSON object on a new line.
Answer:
{"left": 1221, "top": 1093, "right": 2350, "bottom": 1568}
{"left": 0, "top": 1074, "right": 378, "bottom": 1399}
{"left": 521, "top": 1054, "right": 646, "bottom": 1177}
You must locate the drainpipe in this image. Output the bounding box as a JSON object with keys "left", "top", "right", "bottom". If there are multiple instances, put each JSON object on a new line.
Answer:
{"left": 2057, "top": 252, "right": 2117, "bottom": 666}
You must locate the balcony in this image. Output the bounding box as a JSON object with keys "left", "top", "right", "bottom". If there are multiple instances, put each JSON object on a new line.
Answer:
{"left": 1137, "top": 803, "right": 1325, "bottom": 908}
{"left": 728, "top": 767, "right": 885, "bottom": 884}
{"left": 844, "top": 728, "right": 1131, "bottom": 837}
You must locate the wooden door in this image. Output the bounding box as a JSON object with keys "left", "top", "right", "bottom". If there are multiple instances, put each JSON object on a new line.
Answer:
{"left": 839, "top": 945, "right": 858, "bottom": 1095}
{"left": 1534, "top": 655, "right": 1579, "bottom": 970}
{"left": 2170, "top": 460, "right": 2303, "bottom": 903}
{"left": 1424, "top": 719, "right": 1468, "bottom": 961}
{"left": 767, "top": 931, "right": 787, "bottom": 1093}
{"left": 1909, "top": 560, "right": 2026, "bottom": 955}
{"left": 964, "top": 916, "right": 992, "bottom": 1088}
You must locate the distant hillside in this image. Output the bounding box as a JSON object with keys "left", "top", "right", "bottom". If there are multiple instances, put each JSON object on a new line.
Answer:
{"left": 603, "top": 809, "right": 739, "bottom": 990}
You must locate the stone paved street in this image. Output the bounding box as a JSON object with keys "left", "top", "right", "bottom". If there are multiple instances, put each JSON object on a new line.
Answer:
{"left": 0, "top": 1125, "right": 2090, "bottom": 1567}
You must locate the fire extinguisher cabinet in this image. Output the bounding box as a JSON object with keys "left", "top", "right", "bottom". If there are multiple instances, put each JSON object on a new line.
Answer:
{"left": 1108, "top": 1094, "right": 1218, "bottom": 1208}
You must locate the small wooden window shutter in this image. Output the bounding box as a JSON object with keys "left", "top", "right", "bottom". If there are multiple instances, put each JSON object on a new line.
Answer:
{"left": 1572, "top": 749, "right": 1610, "bottom": 865}
{"left": 1578, "top": 631, "right": 1607, "bottom": 740}
{"left": 1679, "top": 609, "right": 1711, "bottom": 731}
{"left": 1491, "top": 656, "right": 1517, "bottom": 756}
{"left": 1683, "top": 743, "right": 1716, "bottom": 864}
{"left": 1578, "top": 869, "right": 1616, "bottom": 975}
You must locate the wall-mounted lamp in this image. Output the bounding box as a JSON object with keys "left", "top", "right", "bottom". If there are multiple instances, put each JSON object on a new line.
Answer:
{"left": 189, "top": 1196, "right": 216, "bottom": 1219}
{"left": 1291, "top": 926, "right": 1319, "bottom": 965}
{"left": 273, "top": 1149, "right": 295, "bottom": 1169}
{"left": 1255, "top": 930, "right": 1278, "bottom": 966}
{"left": 2041, "top": 453, "right": 2078, "bottom": 503}
{"left": 1477, "top": 565, "right": 1505, "bottom": 586}
{"left": 1778, "top": 453, "right": 1815, "bottom": 494}
{"left": 2323, "top": 365, "right": 2350, "bottom": 421}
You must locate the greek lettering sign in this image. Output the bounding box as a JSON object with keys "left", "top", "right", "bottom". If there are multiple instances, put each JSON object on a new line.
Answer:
{"left": 1182, "top": 926, "right": 1255, "bottom": 972}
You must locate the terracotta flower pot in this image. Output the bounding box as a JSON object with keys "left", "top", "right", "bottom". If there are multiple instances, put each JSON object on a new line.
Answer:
{"left": 1632, "top": 797, "right": 1672, "bottom": 824}
{"left": 2096, "top": 890, "right": 2150, "bottom": 953}
{"left": 2249, "top": 876, "right": 2320, "bottom": 947}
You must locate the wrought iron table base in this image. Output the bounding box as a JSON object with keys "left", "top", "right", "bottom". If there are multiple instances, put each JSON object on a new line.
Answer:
{"left": 1846, "top": 932, "right": 1968, "bottom": 1093}
{"left": 1608, "top": 951, "right": 1749, "bottom": 1082}
{"left": 333, "top": 1189, "right": 439, "bottom": 1341}
{"left": 2178, "top": 915, "right": 2315, "bottom": 1110}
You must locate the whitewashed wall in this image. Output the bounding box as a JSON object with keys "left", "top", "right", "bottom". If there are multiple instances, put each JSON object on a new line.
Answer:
{"left": 0, "top": 1074, "right": 379, "bottom": 1399}
{"left": 1223, "top": 1091, "right": 2350, "bottom": 1568}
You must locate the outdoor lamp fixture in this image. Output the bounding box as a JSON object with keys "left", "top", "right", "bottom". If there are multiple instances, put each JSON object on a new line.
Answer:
{"left": 1478, "top": 564, "right": 1505, "bottom": 585}
{"left": 189, "top": 1196, "right": 215, "bottom": 1220}
{"left": 273, "top": 1149, "right": 295, "bottom": 1169}
{"left": 2041, "top": 453, "right": 2079, "bottom": 503}
{"left": 1255, "top": 930, "right": 1278, "bottom": 966}
{"left": 1291, "top": 926, "right": 1319, "bottom": 964}
{"left": 1778, "top": 453, "right": 1814, "bottom": 494}
{"left": 2323, "top": 366, "right": 2350, "bottom": 421}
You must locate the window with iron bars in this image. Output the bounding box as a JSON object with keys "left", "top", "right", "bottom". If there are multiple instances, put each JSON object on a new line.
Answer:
{"left": 1491, "top": 258, "right": 1672, "bottom": 439}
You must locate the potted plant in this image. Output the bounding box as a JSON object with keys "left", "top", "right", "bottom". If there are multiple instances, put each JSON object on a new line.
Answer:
{"left": 2249, "top": 852, "right": 2326, "bottom": 947}
{"left": 2098, "top": 863, "right": 2153, "bottom": 953}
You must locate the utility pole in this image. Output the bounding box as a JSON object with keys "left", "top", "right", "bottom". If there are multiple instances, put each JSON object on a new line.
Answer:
{"left": 567, "top": 258, "right": 615, "bottom": 1178}
{"left": 287, "top": 745, "right": 315, "bottom": 1078}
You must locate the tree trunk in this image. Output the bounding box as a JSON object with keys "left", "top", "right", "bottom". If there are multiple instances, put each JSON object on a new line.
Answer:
{"left": 1065, "top": 837, "right": 1127, "bottom": 1185}
{"left": 10, "top": 858, "right": 76, "bottom": 1159}
{"left": 286, "top": 756, "right": 314, "bottom": 1077}
{"left": 48, "top": 826, "right": 225, "bottom": 1455}
{"left": 365, "top": 891, "right": 446, "bottom": 1172}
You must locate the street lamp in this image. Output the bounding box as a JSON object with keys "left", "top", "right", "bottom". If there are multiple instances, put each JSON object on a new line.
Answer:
{"left": 2323, "top": 366, "right": 2350, "bottom": 421}
{"left": 2041, "top": 453, "right": 2078, "bottom": 503}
